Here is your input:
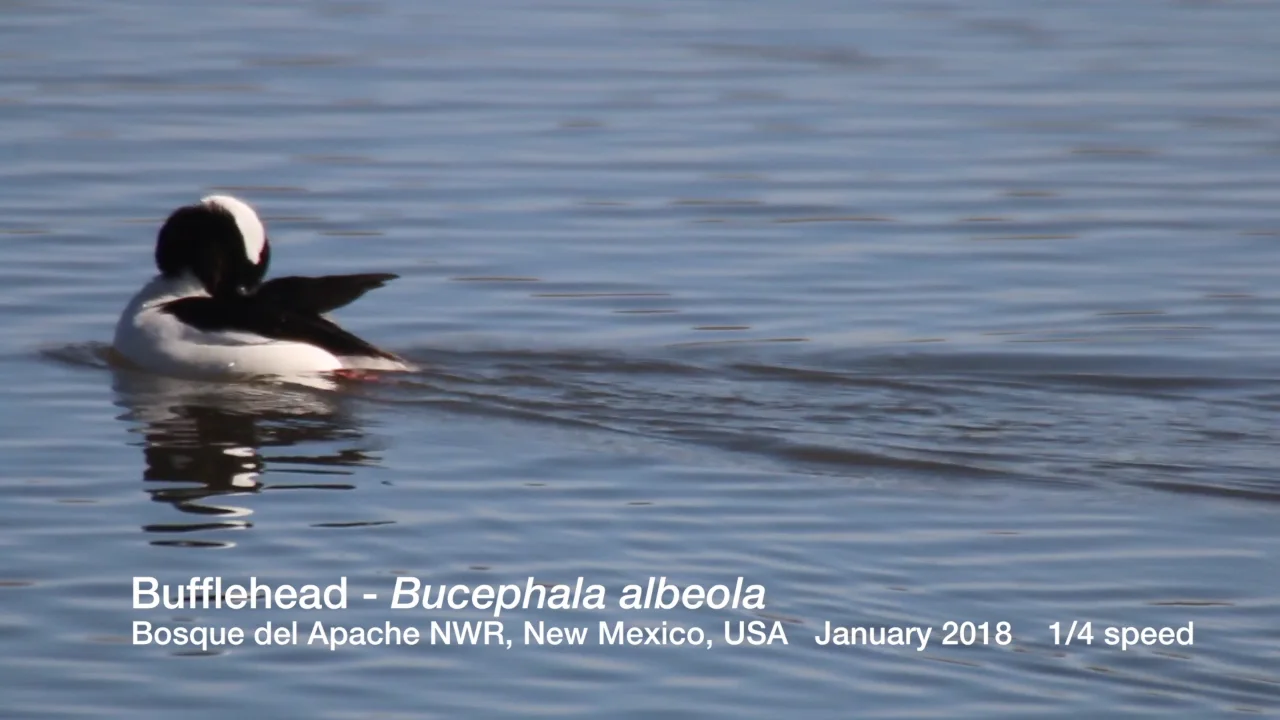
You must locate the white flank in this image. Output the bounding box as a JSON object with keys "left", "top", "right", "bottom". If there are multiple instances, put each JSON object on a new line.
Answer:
{"left": 113, "top": 275, "right": 344, "bottom": 381}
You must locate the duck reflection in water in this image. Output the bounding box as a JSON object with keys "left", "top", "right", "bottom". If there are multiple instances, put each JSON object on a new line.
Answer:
{"left": 112, "top": 371, "right": 379, "bottom": 546}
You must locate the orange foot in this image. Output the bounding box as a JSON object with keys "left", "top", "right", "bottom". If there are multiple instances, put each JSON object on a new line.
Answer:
{"left": 332, "top": 369, "right": 381, "bottom": 381}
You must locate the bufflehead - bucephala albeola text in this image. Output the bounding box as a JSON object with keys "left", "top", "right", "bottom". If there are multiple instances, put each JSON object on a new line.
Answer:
{"left": 113, "top": 194, "right": 412, "bottom": 381}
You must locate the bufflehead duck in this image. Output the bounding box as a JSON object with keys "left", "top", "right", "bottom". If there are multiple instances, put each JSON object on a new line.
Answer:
{"left": 113, "top": 195, "right": 413, "bottom": 381}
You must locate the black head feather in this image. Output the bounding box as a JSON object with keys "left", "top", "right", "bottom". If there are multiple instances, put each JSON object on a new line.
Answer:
{"left": 155, "top": 198, "right": 270, "bottom": 297}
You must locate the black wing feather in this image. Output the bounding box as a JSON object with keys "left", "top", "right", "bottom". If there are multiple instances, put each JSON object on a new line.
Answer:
{"left": 161, "top": 281, "right": 400, "bottom": 360}
{"left": 254, "top": 273, "right": 398, "bottom": 315}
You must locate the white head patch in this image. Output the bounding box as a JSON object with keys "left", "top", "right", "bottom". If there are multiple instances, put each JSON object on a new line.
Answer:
{"left": 202, "top": 194, "right": 266, "bottom": 264}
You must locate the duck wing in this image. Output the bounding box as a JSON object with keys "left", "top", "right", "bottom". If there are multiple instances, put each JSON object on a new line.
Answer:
{"left": 161, "top": 293, "right": 400, "bottom": 360}
{"left": 253, "top": 273, "right": 399, "bottom": 315}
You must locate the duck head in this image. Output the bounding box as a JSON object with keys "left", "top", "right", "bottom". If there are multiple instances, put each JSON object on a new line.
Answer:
{"left": 154, "top": 194, "right": 271, "bottom": 297}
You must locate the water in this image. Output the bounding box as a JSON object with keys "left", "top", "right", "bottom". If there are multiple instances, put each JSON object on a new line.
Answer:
{"left": 3, "top": 0, "right": 1280, "bottom": 717}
